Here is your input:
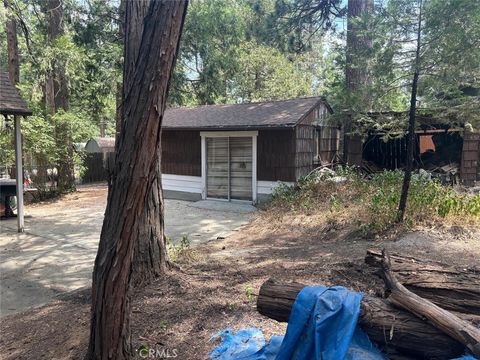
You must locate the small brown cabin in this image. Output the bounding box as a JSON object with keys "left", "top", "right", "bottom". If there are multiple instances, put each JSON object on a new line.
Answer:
{"left": 160, "top": 97, "right": 336, "bottom": 204}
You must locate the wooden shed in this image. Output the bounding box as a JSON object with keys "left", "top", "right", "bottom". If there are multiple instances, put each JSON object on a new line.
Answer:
{"left": 82, "top": 137, "right": 115, "bottom": 183}
{"left": 160, "top": 97, "right": 336, "bottom": 204}
{"left": 0, "top": 71, "right": 32, "bottom": 232}
{"left": 84, "top": 137, "right": 115, "bottom": 153}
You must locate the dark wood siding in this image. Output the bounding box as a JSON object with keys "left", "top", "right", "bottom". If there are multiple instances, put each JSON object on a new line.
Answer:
{"left": 83, "top": 153, "right": 115, "bottom": 183}
{"left": 257, "top": 129, "right": 296, "bottom": 182}
{"left": 161, "top": 130, "right": 201, "bottom": 176}
{"left": 295, "top": 102, "right": 336, "bottom": 177}
{"left": 460, "top": 131, "right": 480, "bottom": 186}
{"left": 298, "top": 107, "right": 316, "bottom": 125}
{"left": 298, "top": 102, "right": 330, "bottom": 125}
{"left": 295, "top": 125, "right": 315, "bottom": 179}
{"left": 161, "top": 129, "right": 298, "bottom": 182}
{"left": 316, "top": 127, "right": 341, "bottom": 164}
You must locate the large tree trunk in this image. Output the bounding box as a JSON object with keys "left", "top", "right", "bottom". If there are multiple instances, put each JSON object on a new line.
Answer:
{"left": 398, "top": 0, "right": 423, "bottom": 222}
{"left": 365, "top": 249, "right": 480, "bottom": 315}
{"left": 4, "top": 0, "right": 19, "bottom": 85}
{"left": 345, "top": 0, "right": 373, "bottom": 92}
{"left": 132, "top": 159, "right": 168, "bottom": 286}
{"left": 257, "top": 278, "right": 466, "bottom": 359}
{"left": 85, "top": 1, "right": 188, "bottom": 359}
{"left": 343, "top": 0, "right": 373, "bottom": 164}
{"left": 45, "top": 0, "right": 75, "bottom": 192}
{"left": 119, "top": 0, "right": 169, "bottom": 287}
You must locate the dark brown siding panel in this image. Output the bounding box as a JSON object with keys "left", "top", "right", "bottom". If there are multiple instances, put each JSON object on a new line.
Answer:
{"left": 298, "top": 107, "right": 316, "bottom": 125}
{"left": 257, "top": 129, "right": 296, "bottom": 182}
{"left": 161, "top": 130, "right": 201, "bottom": 176}
{"left": 316, "top": 127, "right": 340, "bottom": 164}
{"left": 298, "top": 102, "right": 331, "bottom": 126}
{"left": 295, "top": 125, "right": 315, "bottom": 179}
{"left": 460, "top": 131, "right": 480, "bottom": 186}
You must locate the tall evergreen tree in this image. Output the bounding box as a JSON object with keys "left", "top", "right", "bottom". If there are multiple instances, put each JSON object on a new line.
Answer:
{"left": 86, "top": 1, "right": 188, "bottom": 358}
{"left": 45, "top": 0, "right": 75, "bottom": 191}
{"left": 343, "top": 0, "right": 373, "bottom": 163}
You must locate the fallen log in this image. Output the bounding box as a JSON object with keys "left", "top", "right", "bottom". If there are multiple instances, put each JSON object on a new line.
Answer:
{"left": 380, "top": 250, "right": 480, "bottom": 358}
{"left": 257, "top": 278, "right": 465, "bottom": 359}
{"left": 365, "top": 249, "right": 480, "bottom": 315}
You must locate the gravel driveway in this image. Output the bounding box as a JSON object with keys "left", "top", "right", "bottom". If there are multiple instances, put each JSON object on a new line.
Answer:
{"left": 0, "top": 184, "right": 254, "bottom": 316}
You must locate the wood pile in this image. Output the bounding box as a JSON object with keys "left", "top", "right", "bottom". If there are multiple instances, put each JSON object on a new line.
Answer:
{"left": 256, "top": 250, "right": 480, "bottom": 359}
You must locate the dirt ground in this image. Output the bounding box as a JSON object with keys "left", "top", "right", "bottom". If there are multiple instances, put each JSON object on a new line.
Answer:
{"left": 0, "top": 192, "right": 479, "bottom": 360}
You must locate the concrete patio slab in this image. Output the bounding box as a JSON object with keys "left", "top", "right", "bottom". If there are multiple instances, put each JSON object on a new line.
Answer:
{"left": 188, "top": 199, "right": 257, "bottom": 214}
{"left": 0, "top": 184, "right": 254, "bottom": 316}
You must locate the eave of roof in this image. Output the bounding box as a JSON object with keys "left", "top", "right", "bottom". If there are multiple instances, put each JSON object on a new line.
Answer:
{"left": 0, "top": 108, "right": 33, "bottom": 116}
{"left": 0, "top": 71, "right": 32, "bottom": 116}
{"left": 162, "top": 123, "right": 298, "bottom": 131}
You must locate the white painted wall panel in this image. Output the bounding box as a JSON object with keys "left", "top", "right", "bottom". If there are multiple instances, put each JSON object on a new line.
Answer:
{"left": 161, "top": 174, "right": 202, "bottom": 193}
{"left": 162, "top": 175, "right": 294, "bottom": 198}
{"left": 257, "top": 180, "right": 294, "bottom": 195}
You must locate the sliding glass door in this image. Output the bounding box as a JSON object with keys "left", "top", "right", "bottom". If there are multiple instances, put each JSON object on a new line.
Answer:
{"left": 206, "top": 137, "right": 229, "bottom": 199}
{"left": 206, "top": 136, "right": 253, "bottom": 201}
{"left": 229, "top": 137, "right": 252, "bottom": 200}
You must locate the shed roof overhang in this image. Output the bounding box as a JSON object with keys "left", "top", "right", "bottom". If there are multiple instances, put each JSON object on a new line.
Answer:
{"left": 0, "top": 71, "right": 32, "bottom": 116}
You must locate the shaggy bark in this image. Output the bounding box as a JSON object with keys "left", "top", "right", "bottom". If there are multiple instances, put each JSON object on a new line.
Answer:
{"left": 114, "top": 0, "right": 125, "bottom": 141}
{"left": 119, "top": 0, "right": 170, "bottom": 287}
{"left": 345, "top": 0, "right": 373, "bottom": 92}
{"left": 85, "top": 1, "right": 188, "bottom": 359}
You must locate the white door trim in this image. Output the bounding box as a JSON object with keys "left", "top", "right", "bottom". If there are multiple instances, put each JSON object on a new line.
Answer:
{"left": 200, "top": 131, "right": 259, "bottom": 138}
{"left": 252, "top": 134, "right": 257, "bottom": 204}
{"left": 200, "top": 131, "right": 258, "bottom": 204}
{"left": 201, "top": 136, "right": 207, "bottom": 199}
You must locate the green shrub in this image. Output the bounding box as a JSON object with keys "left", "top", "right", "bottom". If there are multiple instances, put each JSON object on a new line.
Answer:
{"left": 167, "top": 235, "right": 194, "bottom": 262}
{"left": 367, "top": 171, "right": 480, "bottom": 230}
{"left": 269, "top": 167, "right": 480, "bottom": 234}
{"left": 271, "top": 182, "right": 299, "bottom": 204}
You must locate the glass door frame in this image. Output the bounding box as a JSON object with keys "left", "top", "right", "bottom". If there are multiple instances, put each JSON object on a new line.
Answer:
{"left": 201, "top": 131, "right": 258, "bottom": 204}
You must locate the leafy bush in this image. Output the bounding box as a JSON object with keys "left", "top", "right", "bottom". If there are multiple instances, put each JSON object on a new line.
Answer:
{"left": 270, "top": 167, "right": 480, "bottom": 234}
{"left": 272, "top": 182, "right": 300, "bottom": 203}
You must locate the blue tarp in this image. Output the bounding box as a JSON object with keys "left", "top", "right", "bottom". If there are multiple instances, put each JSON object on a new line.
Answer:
{"left": 209, "top": 285, "right": 477, "bottom": 360}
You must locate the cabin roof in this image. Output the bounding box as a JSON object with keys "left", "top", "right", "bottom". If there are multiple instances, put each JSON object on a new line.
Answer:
{"left": 163, "top": 97, "right": 331, "bottom": 130}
